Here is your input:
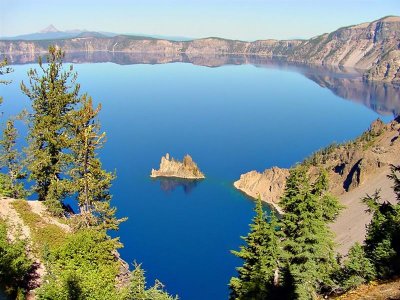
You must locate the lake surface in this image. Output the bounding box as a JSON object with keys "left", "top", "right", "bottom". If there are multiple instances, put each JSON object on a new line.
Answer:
{"left": 1, "top": 54, "right": 398, "bottom": 299}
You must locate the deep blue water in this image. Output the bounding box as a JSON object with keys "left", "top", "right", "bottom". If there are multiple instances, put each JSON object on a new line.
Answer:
{"left": 0, "top": 59, "right": 396, "bottom": 300}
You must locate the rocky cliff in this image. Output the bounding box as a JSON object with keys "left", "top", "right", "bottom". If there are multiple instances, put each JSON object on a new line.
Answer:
{"left": 150, "top": 153, "right": 205, "bottom": 179}
{"left": 234, "top": 117, "right": 400, "bottom": 254}
{"left": 234, "top": 168, "right": 289, "bottom": 214}
{"left": 1, "top": 16, "right": 399, "bottom": 83}
{"left": 234, "top": 117, "right": 400, "bottom": 211}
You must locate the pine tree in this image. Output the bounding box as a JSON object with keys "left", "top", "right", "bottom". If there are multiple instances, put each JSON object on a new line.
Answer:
{"left": 312, "top": 169, "right": 344, "bottom": 222}
{"left": 130, "top": 263, "right": 147, "bottom": 300}
{"left": 69, "top": 95, "right": 125, "bottom": 230}
{"left": 0, "top": 58, "right": 12, "bottom": 87}
{"left": 21, "top": 46, "right": 80, "bottom": 205}
{"left": 129, "top": 263, "right": 177, "bottom": 300}
{"left": 363, "top": 179, "right": 400, "bottom": 278}
{"left": 388, "top": 164, "right": 400, "bottom": 201}
{"left": 280, "top": 166, "right": 340, "bottom": 299}
{"left": 340, "top": 243, "right": 376, "bottom": 290}
{"left": 230, "top": 198, "right": 284, "bottom": 300}
{"left": 0, "top": 120, "right": 26, "bottom": 198}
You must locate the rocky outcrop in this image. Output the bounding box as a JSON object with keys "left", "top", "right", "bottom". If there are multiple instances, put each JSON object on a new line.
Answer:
{"left": 151, "top": 153, "right": 205, "bottom": 179}
{"left": 234, "top": 117, "right": 400, "bottom": 211}
{"left": 234, "top": 168, "right": 289, "bottom": 213}
{"left": 1, "top": 16, "right": 399, "bottom": 83}
{"left": 287, "top": 16, "right": 400, "bottom": 71}
{"left": 365, "top": 50, "right": 400, "bottom": 83}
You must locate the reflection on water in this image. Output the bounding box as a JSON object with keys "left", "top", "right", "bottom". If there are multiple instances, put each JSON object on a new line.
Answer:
{"left": 152, "top": 177, "right": 202, "bottom": 194}
{"left": 303, "top": 73, "right": 400, "bottom": 116}
{"left": 5, "top": 52, "right": 400, "bottom": 116}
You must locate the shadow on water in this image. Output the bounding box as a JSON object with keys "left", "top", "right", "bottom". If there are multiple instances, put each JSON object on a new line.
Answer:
{"left": 5, "top": 51, "right": 400, "bottom": 117}
{"left": 151, "top": 177, "right": 203, "bottom": 194}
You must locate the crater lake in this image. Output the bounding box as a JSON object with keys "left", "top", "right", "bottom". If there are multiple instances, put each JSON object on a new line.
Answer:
{"left": 1, "top": 54, "right": 399, "bottom": 299}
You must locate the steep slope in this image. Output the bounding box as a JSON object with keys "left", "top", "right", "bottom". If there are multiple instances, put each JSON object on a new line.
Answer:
{"left": 0, "top": 198, "right": 131, "bottom": 299}
{"left": 288, "top": 16, "right": 400, "bottom": 71}
{"left": 1, "top": 16, "right": 399, "bottom": 83}
{"left": 333, "top": 278, "right": 400, "bottom": 299}
{"left": 234, "top": 117, "right": 400, "bottom": 254}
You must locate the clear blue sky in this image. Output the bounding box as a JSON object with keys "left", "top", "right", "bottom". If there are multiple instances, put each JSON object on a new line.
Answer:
{"left": 1, "top": 0, "right": 399, "bottom": 40}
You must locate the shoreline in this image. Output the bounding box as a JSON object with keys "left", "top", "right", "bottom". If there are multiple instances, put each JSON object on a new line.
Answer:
{"left": 233, "top": 181, "right": 284, "bottom": 215}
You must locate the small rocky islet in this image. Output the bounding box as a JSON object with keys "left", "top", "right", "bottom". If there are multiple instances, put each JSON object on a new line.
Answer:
{"left": 150, "top": 153, "right": 205, "bottom": 180}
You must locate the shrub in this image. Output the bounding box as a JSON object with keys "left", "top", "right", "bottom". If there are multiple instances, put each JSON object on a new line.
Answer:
{"left": 0, "top": 219, "right": 32, "bottom": 297}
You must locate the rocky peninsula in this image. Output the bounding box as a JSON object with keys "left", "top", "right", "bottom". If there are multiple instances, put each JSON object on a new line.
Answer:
{"left": 151, "top": 153, "right": 205, "bottom": 179}
{"left": 234, "top": 167, "right": 289, "bottom": 214}
{"left": 234, "top": 116, "right": 400, "bottom": 254}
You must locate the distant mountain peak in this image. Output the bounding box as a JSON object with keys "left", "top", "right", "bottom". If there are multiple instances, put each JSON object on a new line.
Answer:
{"left": 40, "top": 24, "right": 60, "bottom": 33}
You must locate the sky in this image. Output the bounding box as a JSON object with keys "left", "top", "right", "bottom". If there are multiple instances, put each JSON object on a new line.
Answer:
{"left": 1, "top": 0, "right": 399, "bottom": 41}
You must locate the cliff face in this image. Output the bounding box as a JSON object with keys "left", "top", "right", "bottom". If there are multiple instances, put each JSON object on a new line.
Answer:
{"left": 365, "top": 49, "right": 400, "bottom": 83}
{"left": 1, "top": 16, "right": 399, "bottom": 83}
{"left": 234, "top": 117, "right": 400, "bottom": 254}
{"left": 287, "top": 16, "right": 400, "bottom": 70}
{"left": 150, "top": 153, "right": 205, "bottom": 179}
{"left": 234, "top": 117, "right": 400, "bottom": 210}
{"left": 234, "top": 168, "right": 289, "bottom": 213}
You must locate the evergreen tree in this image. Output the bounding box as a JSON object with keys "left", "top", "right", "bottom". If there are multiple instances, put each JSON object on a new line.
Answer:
{"left": 312, "top": 169, "right": 344, "bottom": 222}
{"left": 0, "top": 219, "right": 32, "bottom": 298}
{"left": 280, "top": 166, "right": 340, "bottom": 299}
{"left": 21, "top": 46, "right": 80, "bottom": 204}
{"left": 69, "top": 95, "right": 125, "bottom": 230}
{"left": 129, "top": 263, "right": 178, "bottom": 300}
{"left": 230, "top": 198, "right": 284, "bottom": 300}
{"left": 130, "top": 263, "right": 147, "bottom": 300}
{"left": 0, "top": 60, "right": 26, "bottom": 198}
{"left": 388, "top": 164, "right": 400, "bottom": 201}
{"left": 0, "top": 58, "right": 12, "bottom": 88}
{"left": 362, "top": 174, "right": 400, "bottom": 278}
{"left": 339, "top": 243, "right": 375, "bottom": 290}
{"left": 0, "top": 120, "right": 26, "bottom": 198}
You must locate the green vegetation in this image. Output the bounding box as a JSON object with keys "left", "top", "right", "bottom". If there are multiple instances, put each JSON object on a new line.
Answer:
{"left": 231, "top": 163, "right": 400, "bottom": 299}
{"left": 280, "top": 167, "right": 341, "bottom": 299}
{"left": 68, "top": 95, "right": 125, "bottom": 230}
{"left": 230, "top": 198, "right": 284, "bottom": 299}
{"left": 334, "top": 164, "right": 400, "bottom": 294}
{"left": 0, "top": 218, "right": 32, "bottom": 298}
{"left": 21, "top": 46, "right": 81, "bottom": 204}
{"left": 302, "top": 119, "right": 384, "bottom": 167}
{"left": 10, "top": 200, "right": 176, "bottom": 300}
{"left": 338, "top": 243, "right": 376, "bottom": 290}
{"left": 0, "top": 58, "right": 27, "bottom": 198}
{"left": 230, "top": 167, "right": 342, "bottom": 299}
{"left": 37, "top": 230, "right": 177, "bottom": 300}
{"left": 36, "top": 229, "right": 124, "bottom": 300}
{"left": 302, "top": 142, "right": 340, "bottom": 167}
{"left": 0, "top": 120, "right": 27, "bottom": 198}
{"left": 12, "top": 200, "right": 66, "bottom": 255}
{"left": 363, "top": 166, "right": 400, "bottom": 278}
{"left": 129, "top": 263, "right": 178, "bottom": 300}
{"left": 0, "top": 49, "right": 176, "bottom": 299}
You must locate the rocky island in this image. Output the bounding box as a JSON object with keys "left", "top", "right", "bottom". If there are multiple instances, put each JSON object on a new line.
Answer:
{"left": 151, "top": 153, "right": 205, "bottom": 179}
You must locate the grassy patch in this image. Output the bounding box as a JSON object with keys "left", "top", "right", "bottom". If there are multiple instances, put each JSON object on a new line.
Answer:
{"left": 11, "top": 200, "right": 66, "bottom": 256}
